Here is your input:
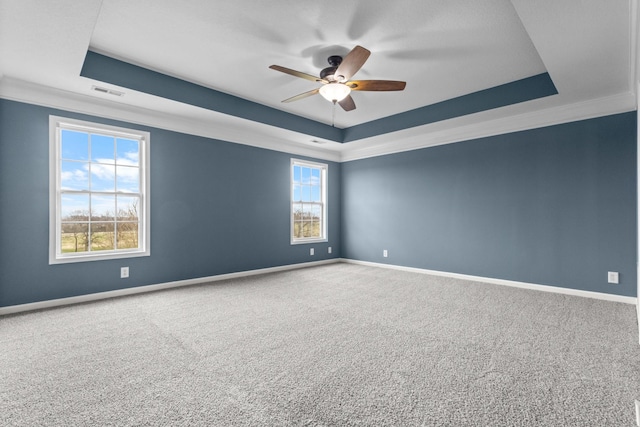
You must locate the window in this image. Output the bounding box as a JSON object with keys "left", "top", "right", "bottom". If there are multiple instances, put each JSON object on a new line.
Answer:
{"left": 49, "top": 116, "right": 150, "bottom": 264}
{"left": 291, "top": 159, "right": 327, "bottom": 244}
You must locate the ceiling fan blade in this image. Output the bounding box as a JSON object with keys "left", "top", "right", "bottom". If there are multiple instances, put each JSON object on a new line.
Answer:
{"left": 269, "top": 65, "right": 327, "bottom": 83}
{"left": 334, "top": 45, "right": 370, "bottom": 82}
{"left": 281, "top": 88, "right": 320, "bottom": 103}
{"left": 347, "top": 80, "right": 406, "bottom": 91}
{"left": 338, "top": 95, "right": 356, "bottom": 111}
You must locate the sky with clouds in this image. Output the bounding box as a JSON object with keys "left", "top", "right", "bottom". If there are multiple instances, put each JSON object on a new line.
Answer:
{"left": 60, "top": 129, "right": 141, "bottom": 221}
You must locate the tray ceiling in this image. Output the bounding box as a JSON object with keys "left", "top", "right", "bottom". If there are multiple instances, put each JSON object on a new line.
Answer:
{"left": 0, "top": 0, "right": 636, "bottom": 161}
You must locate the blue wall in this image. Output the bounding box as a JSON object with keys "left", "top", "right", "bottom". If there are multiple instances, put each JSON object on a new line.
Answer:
{"left": 341, "top": 112, "right": 637, "bottom": 297}
{"left": 0, "top": 99, "right": 340, "bottom": 307}
{"left": 0, "top": 99, "right": 637, "bottom": 307}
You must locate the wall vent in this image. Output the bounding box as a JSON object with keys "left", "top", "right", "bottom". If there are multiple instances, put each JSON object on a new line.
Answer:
{"left": 91, "top": 86, "right": 124, "bottom": 97}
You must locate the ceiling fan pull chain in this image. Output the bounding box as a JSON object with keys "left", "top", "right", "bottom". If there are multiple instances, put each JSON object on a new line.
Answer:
{"left": 332, "top": 101, "right": 336, "bottom": 127}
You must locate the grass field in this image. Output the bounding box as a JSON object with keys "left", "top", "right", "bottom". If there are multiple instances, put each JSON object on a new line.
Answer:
{"left": 61, "top": 230, "right": 138, "bottom": 253}
{"left": 293, "top": 221, "right": 321, "bottom": 238}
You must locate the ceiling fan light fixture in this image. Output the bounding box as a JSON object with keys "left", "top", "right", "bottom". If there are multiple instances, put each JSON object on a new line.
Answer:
{"left": 319, "top": 83, "right": 351, "bottom": 102}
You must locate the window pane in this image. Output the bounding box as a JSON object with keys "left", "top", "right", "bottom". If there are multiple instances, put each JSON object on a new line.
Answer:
{"left": 116, "top": 138, "right": 139, "bottom": 166}
{"left": 293, "top": 165, "right": 301, "bottom": 185}
{"left": 61, "top": 223, "right": 88, "bottom": 253}
{"left": 311, "top": 168, "right": 320, "bottom": 184}
{"left": 307, "top": 220, "right": 320, "bottom": 238}
{"left": 91, "top": 134, "right": 115, "bottom": 164}
{"left": 117, "top": 222, "right": 139, "bottom": 249}
{"left": 292, "top": 203, "right": 303, "bottom": 220}
{"left": 301, "top": 167, "right": 311, "bottom": 184}
{"left": 306, "top": 203, "right": 315, "bottom": 216}
{"left": 91, "top": 222, "right": 115, "bottom": 251}
{"left": 61, "top": 194, "right": 89, "bottom": 221}
{"left": 61, "top": 130, "right": 88, "bottom": 160}
{"left": 91, "top": 164, "right": 115, "bottom": 191}
{"left": 91, "top": 194, "right": 115, "bottom": 221}
{"left": 302, "top": 185, "right": 311, "bottom": 202}
{"left": 293, "top": 184, "right": 301, "bottom": 202}
{"left": 302, "top": 221, "right": 315, "bottom": 237}
{"left": 311, "top": 185, "right": 320, "bottom": 202}
{"left": 61, "top": 161, "right": 89, "bottom": 191}
{"left": 311, "top": 204, "right": 322, "bottom": 220}
{"left": 117, "top": 196, "right": 140, "bottom": 221}
{"left": 116, "top": 165, "right": 140, "bottom": 193}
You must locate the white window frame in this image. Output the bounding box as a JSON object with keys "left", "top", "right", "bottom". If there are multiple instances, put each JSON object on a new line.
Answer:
{"left": 291, "top": 158, "right": 328, "bottom": 244}
{"left": 49, "top": 116, "right": 150, "bottom": 264}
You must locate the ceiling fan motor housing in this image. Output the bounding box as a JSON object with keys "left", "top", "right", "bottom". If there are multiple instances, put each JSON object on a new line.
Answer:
{"left": 320, "top": 55, "right": 343, "bottom": 81}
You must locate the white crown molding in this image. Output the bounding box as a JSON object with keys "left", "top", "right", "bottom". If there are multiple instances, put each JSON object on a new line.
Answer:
{"left": 0, "top": 77, "right": 635, "bottom": 165}
{"left": 343, "top": 259, "right": 638, "bottom": 305}
{"left": 0, "top": 77, "right": 342, "bottom": 162}
{"left": 339, "top": 92, "right": 637, "bottom": 162}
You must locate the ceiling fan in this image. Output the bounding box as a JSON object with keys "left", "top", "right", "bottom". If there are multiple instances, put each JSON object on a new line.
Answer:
{"left": 269, "top": 45, "right": 406, "bottom": 112}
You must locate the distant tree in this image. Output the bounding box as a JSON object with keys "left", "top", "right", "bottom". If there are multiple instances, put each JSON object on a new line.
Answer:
{"left": 293, "top": 209, "right": 320, "bottom": 238}
{"left": 117, "top": 200, "right": 139, "bottom": 248}
{"left": 61, "top": 210, "right": 89, "bottom": 252}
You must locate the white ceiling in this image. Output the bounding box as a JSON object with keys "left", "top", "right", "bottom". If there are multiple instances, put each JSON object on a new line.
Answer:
{"left": 89, "top": 0, "right": 548, "bottom": 128}
{"left": 0, "top": 0, "right": 637, "bottom": 161}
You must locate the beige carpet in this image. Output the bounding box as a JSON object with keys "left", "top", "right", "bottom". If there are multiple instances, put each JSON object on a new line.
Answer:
{"left": 1, "top": 263, "right": 639, "bottom": 426}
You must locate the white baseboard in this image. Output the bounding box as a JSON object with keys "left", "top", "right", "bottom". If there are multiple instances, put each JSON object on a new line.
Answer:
{"left": 0, "top": 259, "right": 340, "bottom": 316}
{"left": 1, "top": 257, "right": 637, "bottom": 316}
{"left": 342, "top": 259, "right": 638, "bottom": 305}
{"left": 637, "top": 301, "right": 640, "bottom": 345}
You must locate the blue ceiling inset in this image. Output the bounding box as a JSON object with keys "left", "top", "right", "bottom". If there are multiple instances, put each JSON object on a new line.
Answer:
{"left": 81, "top": 51, "right": 557, "bottom": 143}
{"left": 343, "top": 73, "right": 557, "bottom": 142}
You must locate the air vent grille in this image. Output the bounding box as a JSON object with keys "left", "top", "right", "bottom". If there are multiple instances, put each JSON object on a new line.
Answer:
{"left": 91, "top": 86, "right": 124, "bottom": 97}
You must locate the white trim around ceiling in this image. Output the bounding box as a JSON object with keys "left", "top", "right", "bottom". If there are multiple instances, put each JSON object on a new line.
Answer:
{"left": 0, "top": 76, "right": 635, "bottom": 163}
{"left": 339, "top": 91, "right": 637, "bottom": 162}
{"left": 0, "top": 77, "right": 342, "bottom": 162}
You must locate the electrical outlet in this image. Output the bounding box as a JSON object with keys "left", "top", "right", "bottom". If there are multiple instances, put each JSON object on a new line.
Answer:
{"left": 310, "top": 248, "right": 314, "bottom": 256}
{"left": 635, "top": 399, "right": 640, "bottom": 426}
{"left": 120, "top": 267, "right": 129, "bottom": 279}
{"left": 607, "top": 271, "right": 619, "bottom": 284}
{"left": 383, "top": 249, "right": 388, "bottom": 258}
{"left": 328, "top": 247, "right": 332, "bottom": 254}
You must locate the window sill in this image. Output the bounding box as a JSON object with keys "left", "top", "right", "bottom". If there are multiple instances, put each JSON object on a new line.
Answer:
{"left": 49, "top": 249, "right": 150, "bottom": 265}
{"left": 291, "top": 238, "right": 328, "bottom": 245}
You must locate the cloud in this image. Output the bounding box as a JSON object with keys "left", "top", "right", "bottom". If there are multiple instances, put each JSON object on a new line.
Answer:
{"left": 90, "top": 162, "right": 115, "bottom": 181}
{"left": 116, "top": 165, "right": 139, "bottom": 183}
{"left": 91, "top": 160, "right": 138, "bottom": 182}
{"left": 60, "top": 167, "right": 88, "bottom": 191}
{"left": 61, "top": 169, "right": 87, "bottom": 182}
{"left": 119, "top": 151, "right": 139, "bottom": 164}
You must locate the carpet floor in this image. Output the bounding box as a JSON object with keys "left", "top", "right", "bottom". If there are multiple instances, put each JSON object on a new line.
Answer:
{"left": 1, "top": 263, "right": 639, "bottom": 426}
